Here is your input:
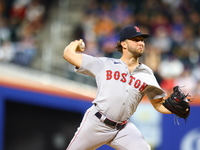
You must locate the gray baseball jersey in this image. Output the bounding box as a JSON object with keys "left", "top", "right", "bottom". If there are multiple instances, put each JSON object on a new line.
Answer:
{"left": 67, "top": 54, "right": 166, "bottom": 150}
{"left": 76, "top": 54, "right": 166, "bottom": 121}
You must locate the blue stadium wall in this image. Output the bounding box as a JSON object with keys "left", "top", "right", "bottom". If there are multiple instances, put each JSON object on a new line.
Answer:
{"left": 0, "top": 85, "right": 115, "bottom": 150}
{"left": 0, "top": 84, "right": 200, "bottom": 150}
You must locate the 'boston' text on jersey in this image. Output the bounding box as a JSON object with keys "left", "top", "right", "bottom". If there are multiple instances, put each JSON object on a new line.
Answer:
{"left": 106, "top": 70, "right": 148, "bottom": 92}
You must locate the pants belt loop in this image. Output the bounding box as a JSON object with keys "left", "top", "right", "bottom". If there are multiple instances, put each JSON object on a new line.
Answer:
{"left": 99, "top": 113, "right": 106, "bottom": 123}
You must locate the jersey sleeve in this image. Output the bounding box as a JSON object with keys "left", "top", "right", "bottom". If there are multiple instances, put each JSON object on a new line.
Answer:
{"left": 145, "top": 85, "right": 167, "bottom": 100}
{"left": 140, "top": 64, "right": 167, "bottom": 100}
{"left": 75, "top": 54, "right": 104, "bottom": 77}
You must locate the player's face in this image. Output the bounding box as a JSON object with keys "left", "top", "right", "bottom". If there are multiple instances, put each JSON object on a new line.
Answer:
{"left": 126, "top": 36, "right": 145, "bottom": 58}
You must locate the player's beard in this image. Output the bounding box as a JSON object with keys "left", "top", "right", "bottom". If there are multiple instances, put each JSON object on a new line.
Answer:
{"left": 128, "top": 47, "right": 144, "bottom": 58}
{"left": 130, "top": 51, "right": 143, "bottom": 58}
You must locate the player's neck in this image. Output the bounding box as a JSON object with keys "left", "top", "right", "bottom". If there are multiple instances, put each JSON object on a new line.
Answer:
{"left": 120, "top": 56, "right": 139, "bottom": 67}
{"left": 120, "top": 56, "right": 139, "bottom": 73}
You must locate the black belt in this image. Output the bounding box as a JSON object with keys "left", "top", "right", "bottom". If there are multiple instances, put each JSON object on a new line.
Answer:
{"left": 95, "top": 112, "right": 127, "bottom": 130}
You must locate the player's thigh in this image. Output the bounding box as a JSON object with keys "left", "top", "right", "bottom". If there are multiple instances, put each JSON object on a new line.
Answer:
{"left": 109, "top": 122, "right": 151, "bottom": 150}
{"left": 67, "top": 105, "right": 117, "bottom": 150}
{"left": 68, "top": 124, "right": 111, "bottom": 150}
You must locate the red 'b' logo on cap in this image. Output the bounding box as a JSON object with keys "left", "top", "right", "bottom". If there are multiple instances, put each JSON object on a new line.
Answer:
{"left": 134, "top": 26, "right": 140, "bottom": 32}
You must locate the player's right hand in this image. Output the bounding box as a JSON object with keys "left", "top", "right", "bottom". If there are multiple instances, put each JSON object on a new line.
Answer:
{"left": 76, "top": 39, "right": 85, "bottom": 52}
{"left": 63, "top": 39, "right": 84, "bottom": 67}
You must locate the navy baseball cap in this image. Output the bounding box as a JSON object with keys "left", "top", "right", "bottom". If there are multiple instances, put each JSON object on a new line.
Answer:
{"left": 119, "top": 25, "right": 149, "bottom": 41}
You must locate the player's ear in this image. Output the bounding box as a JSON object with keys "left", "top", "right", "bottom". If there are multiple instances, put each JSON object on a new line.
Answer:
{"left": 121, "top": 41, "right": 127, "bottom": 49}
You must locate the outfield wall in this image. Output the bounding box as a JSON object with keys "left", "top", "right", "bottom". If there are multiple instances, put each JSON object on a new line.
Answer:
{"left": 0, "top": 73, "right": 200, "bottom": 150}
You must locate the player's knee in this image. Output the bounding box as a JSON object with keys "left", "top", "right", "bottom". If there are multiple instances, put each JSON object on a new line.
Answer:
{"left": 139, "top": 141, "right": 151, "bottom": 150}
{"left": 145, "top": 144, "right": 151, "bottom": 150}
{"left": 129, "top": 141, "right": 151, "bottom": 150}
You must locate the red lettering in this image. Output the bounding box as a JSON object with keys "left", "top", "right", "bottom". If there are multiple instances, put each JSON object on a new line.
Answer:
{"left": 114, "top": 71, "right": 120, "bottom": 80}
{"left": 120, "top": 73, "right": 127, "bottom": 82}
{"left": 106, "top": 71, "right": 147, "bottom": 92}
{"left": 134, "top": 79, "right": 141, "bottom": 88}
{"left": 139, "top": 82, "right": 148, "bottom": 92}
{"left": 106, "top": 70, "right": 112, "bottom": 80}
{"left": 129, "top": 76, "right": 135, "bottom": 85}
{"left": 134, "top": 26, "right": 141, "bottom": 32}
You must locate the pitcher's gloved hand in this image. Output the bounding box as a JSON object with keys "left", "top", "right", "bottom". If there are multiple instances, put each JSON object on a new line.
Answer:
{"left": 162, "top": 86, "right": 192, "bottom": 120}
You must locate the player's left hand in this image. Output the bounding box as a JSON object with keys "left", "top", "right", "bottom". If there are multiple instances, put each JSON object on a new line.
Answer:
{"left": 162, "top": 86, "right": 192, "bottom": 120}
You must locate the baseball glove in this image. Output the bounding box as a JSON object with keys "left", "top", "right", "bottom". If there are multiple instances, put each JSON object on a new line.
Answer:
{"left": 162, "top": 86, "right": 191, "bottom": 120}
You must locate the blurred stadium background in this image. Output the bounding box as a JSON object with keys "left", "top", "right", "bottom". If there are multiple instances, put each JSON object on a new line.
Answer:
{"left": 0, "top": 0, "right": 200, "bottom": 150}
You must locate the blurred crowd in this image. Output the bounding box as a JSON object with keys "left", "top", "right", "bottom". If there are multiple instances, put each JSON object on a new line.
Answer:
{"left": 73, "top": 0, "right": 200, "bottom": 96}
{"left": 0, "top": 0, "right": 50, "bottom": 66}
{"left": 1, "top": 0, "right": 200, "bottom": 96}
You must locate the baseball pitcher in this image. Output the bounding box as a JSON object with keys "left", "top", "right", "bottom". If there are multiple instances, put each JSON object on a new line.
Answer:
{"left": 63, "top": 25, "right": 191, "bottom": 150}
